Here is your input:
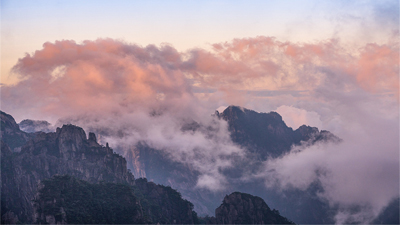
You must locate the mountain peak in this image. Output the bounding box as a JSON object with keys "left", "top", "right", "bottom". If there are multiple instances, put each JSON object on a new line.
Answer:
{"left": 215, "top": 192, "right": 294, "bottom": 224}
{"left": 0, "top": 110, "right": 34, "bottom": 151}
{"left": 1, "top": 110, "right": 19, "bottom": 131}
{"left": 221, "top": 105, "right": 283, "bottom": 121}
{"left": 217, "top": 105, "right": 339, "bottom": 158}
{"left": 56, "top": 124, "right": 87, "bottom": 154}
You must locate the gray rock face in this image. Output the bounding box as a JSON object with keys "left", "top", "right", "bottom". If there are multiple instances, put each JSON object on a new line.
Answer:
{"left": 0, "top": 111, "right": 34, "bottom": 151}
{"left": 215, "top": 192, "right": 294, "bottom": 224}
{"left": 2, "top": 112, "right": 200, "bottom": 224}
{"left": 1, "top": 121, "right": 135, "bottom": 223}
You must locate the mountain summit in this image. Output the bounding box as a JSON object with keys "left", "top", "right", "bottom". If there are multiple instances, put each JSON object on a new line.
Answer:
{"left": 217, "top": 105, "right": 339, "bottom": 158}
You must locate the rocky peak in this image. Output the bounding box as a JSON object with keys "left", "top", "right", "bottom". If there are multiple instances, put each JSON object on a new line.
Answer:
{"left": 88, "top": 132, "right": 97, "bottom": 142}
{"left": 215, "top": 192, "right": 294, "bottom": 224}
{"left": 1, "top": 120, "right": 136, "bottom": 223}
{"left": 0, "top": 111, "right": 19, "bottom": 131}
{"left": 88, "top": 132, "right": 101, "bottom": 147}
{"left": 217, "top": 105, "right": 340, "bottom": 158}
{"left": 56, "top": 124, "right": 87, "bottom": 142}
{"left": 294, "top": 125, "right": 341, "bottom": 144}
{"left": 294, "top": 125, "right": 319, "bottom": 139}
{"left": 56, "top": 124, "right": 87, "bottom": 157}
{"left": 221, "top": 105, "right": 246, "bottom": 119}
{"left": 217, "top": 105, "right": 295, "bottom": 158}
{"left": 220, "top": 105, "right": 283, "bottom": 123}
{"left": 0, "top": 111, "right": 34, "bottom": 151}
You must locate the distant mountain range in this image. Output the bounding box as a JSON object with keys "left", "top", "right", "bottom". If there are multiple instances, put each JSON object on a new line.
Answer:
{"left": 1, "top": 106, "right": 397, "bottom": 224}
{"left": 120, "top": 106, "right": 341, "bottom": 223}
{"left": 1, "top": 110, "right": 293, "bottom": 224}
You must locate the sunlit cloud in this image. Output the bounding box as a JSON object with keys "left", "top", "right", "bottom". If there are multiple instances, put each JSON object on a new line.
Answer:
{"left": 0, "top": 36, "right": 398, "bottom": 223}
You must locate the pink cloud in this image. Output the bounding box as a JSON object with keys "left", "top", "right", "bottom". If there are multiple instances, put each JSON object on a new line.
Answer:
{"left": 356, "top": 43, "right": 399, "bottom": 94}
{"left": 5, "top": 37, "right": 398, "bottom": 121}
{"left": 0, "top": 37, "right": 398, "bottom": 222}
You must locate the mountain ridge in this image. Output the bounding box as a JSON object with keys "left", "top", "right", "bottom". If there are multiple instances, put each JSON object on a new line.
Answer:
{"left": 1, "top": 110, "right": 294, "bottom": 224}
{"left": 217, "top": 105, "right": 340, "bottom": 159}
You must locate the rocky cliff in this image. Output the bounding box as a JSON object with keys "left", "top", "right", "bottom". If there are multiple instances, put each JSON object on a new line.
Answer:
{"left": 1, "top": 111, "right": 200, "bottom": 224}
{"left": 1, "top": 122, "right": 135, "bottom": 223}
{"left": 214, "top": 192, "right": 294, "bottom": 224}
{"left": 217, "top": 105, "right": 340, "bottom": 159}
{"left": 134, "top": 178, "right": 199, "bottom": 224}
{"left": 33, "top": 175, "right": 145, "bottom": 224}
{"left": 0, "top": 111, "right": 34, "bottom": 151}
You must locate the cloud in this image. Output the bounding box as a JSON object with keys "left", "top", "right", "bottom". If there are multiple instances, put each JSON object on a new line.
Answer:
{"left": 275, "top": 105, "right": 323, "bottom": 129}
{"left": 0, "top": 37, "right": 398, "bottom": 222}
{"left": 3, "top": 37, "right": 398, "bottom": 121}
{"left": 258, "top": 92, "right": 399, "bottom": 223}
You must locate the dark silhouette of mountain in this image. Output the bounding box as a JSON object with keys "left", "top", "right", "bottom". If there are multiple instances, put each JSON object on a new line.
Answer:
{"left": 134, "top": 178, "right": 199, "bottom": 224}
{"left": 372, "top": 197, "right": 400, "bottom": 224}
{"left": 1, "top": 108, "right": 343, "bottom": 224}
{"left": 217, "top": 105, "right": 340, "bottom": 159}
{"left": 0, "top": 111, "right": 197, "bottom": 224}
{"left": 34, "top": 175, "right": 146, "bottom": 224}
{"left": 0, "top": 111, "right": 35, "bottom": 151}
{"left": 214, "top": 192, "right": 294, "bottom": 224}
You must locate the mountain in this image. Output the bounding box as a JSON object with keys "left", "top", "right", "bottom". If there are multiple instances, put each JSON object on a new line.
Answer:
{"left": 0, "top": 111, "right": 35, "bottom": 151}
{"left": 372, "top": 197, "right": 400, "bottom": 224}
{"left": 0, "top": 111, "right": 198, "bottom": 224}
{"left": 2, "top": 107, "right": 396, "bottom": 224}
{"left": 1, "top": 123, "right": 135, "bottom": 223}
{"left": 33, "top": 175, "right": 198, "bottom": 224}
{"left": 134, "top": 178, "right": 199, "bottom": 224}
{"left": 1, "top": 110, "right": 299, "bottom": 224}
{"left": 216, "top": 105, "right": 340, "bottom": 159}
{"left": 118, "top": 105, "right": 339, "bottom": 223}
{"left": 214, "top": 192, "right": 294, "bottom": 224}
{"left": 33, "top": 175, "right": 146, "bottom": 224}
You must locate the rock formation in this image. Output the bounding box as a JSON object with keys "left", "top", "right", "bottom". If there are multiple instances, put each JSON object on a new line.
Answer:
{"left": 217, "top": 105, "right": 340, "bottom": 159}
{"left": 1, "top": 122, "right": 135, "bottom": 223}
{"left": 214, "top": 192, "right": 294, "bottom": 224}
{"left": 0, "top": 111, "right": 34, "bottom": 151}
{"left": 1, "top": 111, "right": 198, "bottom": 224}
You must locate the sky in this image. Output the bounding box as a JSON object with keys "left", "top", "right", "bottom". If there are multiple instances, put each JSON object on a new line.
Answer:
{"left": 1, "top": 0, "right": 399, "bottom": 224}
{"left": 2, "top": 0, "right": 398, "bottom": 86}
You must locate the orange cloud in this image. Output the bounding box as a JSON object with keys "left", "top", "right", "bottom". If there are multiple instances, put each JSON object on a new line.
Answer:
{"left": 2, "top": 37, "right": 398, "bottom": 121}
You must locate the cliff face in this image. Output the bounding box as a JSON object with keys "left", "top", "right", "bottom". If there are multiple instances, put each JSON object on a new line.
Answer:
{"left": 215, "top": 192, "right": 294, "bottom": 224}
{"left": 134, "top": 178, "right": 198, "bottom": 224}
{"left": 1, "top": 117, "right": 135, "bottom": 223}
{"left": 33, "top": 175, "right": 146, "bottom": 224}
{"left": 1, "top": 111, "right": 200, "bottom": 224}
{"left": 0, "top": 111, "right": 34, "bottom": 151}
